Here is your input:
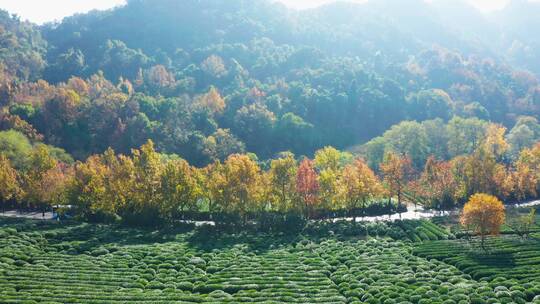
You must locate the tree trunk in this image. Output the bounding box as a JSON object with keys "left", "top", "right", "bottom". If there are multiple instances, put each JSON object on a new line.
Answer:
{"left": 481, "top": 234, "right": 486, "bottom": 251}
{"left": 388, "top": 197, "right": 394, "bottom": 219}
{"left": 208, "top": 199, "right": 213, "bottom": 221}
{"left": 362, "top": 198, "right": 366, "bottom": 219}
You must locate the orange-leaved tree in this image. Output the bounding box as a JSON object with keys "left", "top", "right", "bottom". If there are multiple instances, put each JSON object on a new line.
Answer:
{"left": 513, "top": 143, "right": 540, "bottom": 201}
{"left": 460, "top": 193, "right": 505, "bottom": 250}
{"left": 380, "top": 151, "right": 413, "bottom": 212}
{"left": 340, "top": 158, "right": 383, "bottom": 221}
{"left": 296, "top": 158, "right": 319, "bottom": 219}
{"left": 413, "top": 156, "right": 459, "bottom": 210}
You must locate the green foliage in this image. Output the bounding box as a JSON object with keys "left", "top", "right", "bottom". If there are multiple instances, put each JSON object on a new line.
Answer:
{"left": 0, "top": 130, "right": 33, "bottom": 169}
{"left": 0, "top": 218, "right": 537, "bottom": 303}
{"left": 0, "top": 10, "right": 46, "bottom": 80}
{"left": 362, "top": 117, "right": 491, "bottom": 171}
{"left": 0, "top": 131, "right": 72, "bottom": 169}
{"left": 414, "top": 235, "right": 540, "bottom": 288}
{"left": 508, "top": 208, "right": 537, "bottom": 239}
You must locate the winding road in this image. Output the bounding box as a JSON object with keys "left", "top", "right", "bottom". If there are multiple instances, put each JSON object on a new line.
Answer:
{"left": 1, "top": 201, "right": 538, "bottom": 223}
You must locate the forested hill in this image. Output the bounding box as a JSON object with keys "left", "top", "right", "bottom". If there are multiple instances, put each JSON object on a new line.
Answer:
{"left": 1, "top": 0, "right": 540, "bottom": 166}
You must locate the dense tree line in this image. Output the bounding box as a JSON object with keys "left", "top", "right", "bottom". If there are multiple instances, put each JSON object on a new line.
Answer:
{"left": 2, "top": 121, "right": 540, "bottom": 226}
{"left": 2, "top": 0, "right": 540, "bottom": 226}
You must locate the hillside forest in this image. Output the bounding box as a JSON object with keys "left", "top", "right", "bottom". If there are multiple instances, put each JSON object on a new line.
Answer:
{"left": 2, "top": 0, "right": 540, "bottom": 225}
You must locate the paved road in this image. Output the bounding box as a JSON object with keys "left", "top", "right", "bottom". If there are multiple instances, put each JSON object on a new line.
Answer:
{"left": 350, "top": 200, "right": 540, "bottom": 223}
{"left": 0, "top": 210, "right": 54, "bottom": 220}
{"left": 2, "top": 200, "right": 538, "bottom": 223}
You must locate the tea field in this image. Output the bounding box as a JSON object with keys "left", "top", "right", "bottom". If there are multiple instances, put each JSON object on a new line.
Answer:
{"left": 1, "top": 217, "right": 540, "bottom": 303}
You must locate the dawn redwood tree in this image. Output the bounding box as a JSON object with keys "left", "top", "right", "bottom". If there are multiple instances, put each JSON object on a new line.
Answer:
{"left": 380, "top": 151, "right": 413, "bottom": 213}
{"left": 21, "top": 145, "right": 58, "bottom": 212}
{"left": 414, "top": 156, "right": 459, "bottom": 210}
{"left": 268, "top": 152, "right": 297, "bottom": 213}
{"left": 515, "top": 143, "right": 540, "bottom": 196}
{"left": 215, "top": 154, "right": 263, "bottom": 224}
{"left": 159, "top": 158, "right": 202, "bottom": 221}
{"left": 340, "top": 158, "right": 383, "bottom": 221}
{"left": 296, "top": 158, "right": 319, "bottom": 219}
{"left": 0, "top": 154, "right": 20, "bottom": 213}
{"left": 460, "top": 193, "right": 506, "bottom": 250}
{"left": 71, "top": 154, "right": 110, "bottom": 216}
{"left": 129, "top": 140, "right": 163, "bottom": 221}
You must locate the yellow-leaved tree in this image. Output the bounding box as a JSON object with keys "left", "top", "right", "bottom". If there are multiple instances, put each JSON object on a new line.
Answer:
{"left": 211, "top": 154, "right": 263, "bottom": 225}
{"left": 268, "top": 152, "right": 297, "bottom": 213}
{"left": 314, "top": 147, "right": 352, "bottom": 213}
{"left": 460, "top": 193, "right": 505, "bottom": 250}
{"left": 159, "top": 158, "right": 202, "bottom": 221}
{"left": 0, "top": 154, "right": 20, "bottom": 213}
{"left": 340, "top": 158, "right": 384, "bottom": 222}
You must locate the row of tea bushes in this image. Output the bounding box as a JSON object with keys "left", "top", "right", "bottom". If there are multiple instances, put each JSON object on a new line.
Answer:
{"left": 0, "top": 229, "right": 205, "bottom": 303}
{"left": 309, "top": 239, "right": 538, "bottom": 304}
{"left": 0, "top": 225, "right": 347, "bottom": 303}
{"left": 393, "top": 220, "right": 455, "bottom": 242}
{"left": 303, "top": 219, "right": 453, "bottom": 242}
{"left": 414, "top": 236, "right": 540, "bottom": 302}
{"left": 199, "top": 246, "right": 346, "bottom": 302}
{"left": 2, "top": 218, "right": 539, "bottom": 303}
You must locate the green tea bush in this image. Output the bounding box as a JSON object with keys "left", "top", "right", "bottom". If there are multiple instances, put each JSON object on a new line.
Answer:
{"left": 0, "top": 217, "right": 538, "bottom": 303}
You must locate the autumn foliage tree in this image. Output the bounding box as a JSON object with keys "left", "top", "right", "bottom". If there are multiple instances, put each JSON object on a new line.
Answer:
{"left": 268, "top": 152, "right": 297, "bottom": 213}
{"left": 159, "top": 158, "right": 202, "bottom": 221}
{"left": 0, "top": 154, "right": 20, "bottom": 212}
{"left": 380, "top": 152, "right": 413, "bottom": 212}
{"left": 20, "top": 145, "right": 60, "bottom": 212}
{"left": 449, "top": 139, "right": 513, "bottom": 203}
{"left": 340, "top": 158, "right": 384, "bottom": 221}
{"left": 211, "top": 154, "right": 263, "bottom": 224}
{"left": 514, "top": 143, "right": 540, "bottom": 199}
{"left": 7, "top": 127, "right": 540, "bottom": 229}
{"left": 129, "top": 140, "right": 163, "bottom": 221}
{"left": 460, "top": 193, "right": 506, "bottom": 250}
{"left": 412, "top": 156, "right": 459, "bottom": 209}
{"left": 193, "top": 86, "right": 226, "bottom": 115}
{"left": 296, "top": 158, "right": 319, "bottom": 219}
{"left": 71, "top": 154, "right": 110, "bottom": 217}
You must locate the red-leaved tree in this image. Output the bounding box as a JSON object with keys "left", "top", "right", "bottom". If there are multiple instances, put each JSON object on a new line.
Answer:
{"left": 296, "top": 158, "right": 319, "bottom": 219}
